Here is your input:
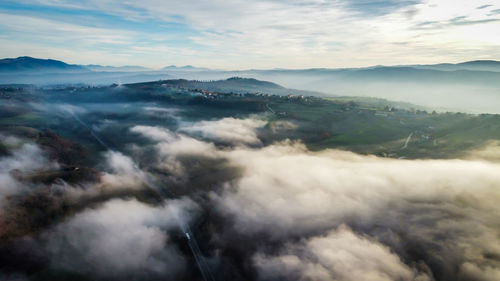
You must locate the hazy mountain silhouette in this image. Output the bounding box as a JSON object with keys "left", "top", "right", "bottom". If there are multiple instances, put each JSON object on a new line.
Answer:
{"left": 0, "top": 56, "right": 88, "bottom": 73}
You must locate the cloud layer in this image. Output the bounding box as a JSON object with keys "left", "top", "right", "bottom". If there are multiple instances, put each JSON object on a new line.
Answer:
{"left": 0, "top": 136, "right": 57, "bottom": 207}
{"left": 129, "top": 118, "right": 500, "bottom": 281}
{"left": 210, "top": 142, "right": 500, "bottom": 281}
{"left": 44, "top": 198, "right": 198, "bottom": 279}
{"left": 180, "top": 117, "right": 266, "bottom": 145}
{"left": 254, "top": 225, "right": 430, "bottom": 281}
{"left": 2, "top": 114, "right": 500, "bottom": 281}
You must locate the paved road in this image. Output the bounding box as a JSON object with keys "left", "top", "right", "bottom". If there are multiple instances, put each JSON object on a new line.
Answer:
{"left": 266, "top": 103, "right": 275, "bottom": 114}
{"left": 402, "top": 132, "right": 413, "bottom": 149}
{"left": 67, "top": 106, "right": 215, "bottom": 281}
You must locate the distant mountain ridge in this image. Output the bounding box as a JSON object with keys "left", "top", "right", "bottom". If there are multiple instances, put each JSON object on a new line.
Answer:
{"left": 2, "top": 56, "right": 500, "bottom": 74}
{"left": 0, "top": 56, "right": 87, "bottom": 73}
{"left": 1, "top": 57, "right": 500, "bottom": 114}
{"left": 407, "top": 60, "right": 500, "bottom": 72}
{"left": 85, "top": 64, "right": 152, "bottom": 72}
{"left": 162, "top": 65, "right": 210, "bottom": 71}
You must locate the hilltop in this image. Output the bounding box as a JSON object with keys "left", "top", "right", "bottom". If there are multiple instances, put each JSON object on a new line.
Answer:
{"left": 128, "top": 77, "right": 323, "bottom": 97}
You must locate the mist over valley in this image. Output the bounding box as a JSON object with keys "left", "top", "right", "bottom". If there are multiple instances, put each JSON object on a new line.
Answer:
{"left": 1, "top": 0, "right": 500, "bottom": 280}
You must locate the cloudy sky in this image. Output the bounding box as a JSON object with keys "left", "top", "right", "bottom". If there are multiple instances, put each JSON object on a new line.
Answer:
{"left": 0, "top": 0, "right": 499, "bottom": 69}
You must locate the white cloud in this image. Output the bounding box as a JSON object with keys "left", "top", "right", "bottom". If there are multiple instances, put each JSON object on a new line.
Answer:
{"left": 460, "top": 262, "right": 500, "bottom": 281}
{"left": 45, "top": 198, "right": 198, "bottom": 278}
{"left": 127, "top": 120, "right": 500, "bottom": 281}
{"left": 143, "top": 106, "right": 182, "bottom": 119}
{"left": 0, "top": 137, "right": 57, "bottom": 206}
{"left": 100, "top": 150, "right": 148, "bottom": 190}
{"left": 254, "top": 225, "right": 431, "bottom": 281}
{"left": 131, "top": 125, "right": 217, "bottom": 156}
{"left": 0, "top": 13, "right": 133, "bottom": 45}
{"left": 466, "top": 141, "right": 500, "bottom": 162}
{"left": 4, "top": 0, "right": 500, "bottom": 68}
{"left": 131, "top": 125, "right": 177, "bottom": 143}
{"left": 206, "top": 141, "right": 500, "bottom": 280}
{"left": 130, "top": 125, "right": 218, "bottom": 177}
{"left": 214, "top": 142, "right": 500, "bottom": 237}
{"left": 180, "top": 117, "right": 267, "bottom": 145}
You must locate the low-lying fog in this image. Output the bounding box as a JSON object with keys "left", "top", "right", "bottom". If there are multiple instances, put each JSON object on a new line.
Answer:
{"left": 3, "top": 67, "right": 500, "bottom": 113}
{"left": 1, "top": 102, "right": 499, "bottom": 281}
{"left": 243, "top": 72, "right": 500, "bottom": 114}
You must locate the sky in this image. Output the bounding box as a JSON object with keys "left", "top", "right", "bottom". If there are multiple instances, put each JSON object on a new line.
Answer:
{"left": 0, "top": 0, "right": 499, "bottom": 69}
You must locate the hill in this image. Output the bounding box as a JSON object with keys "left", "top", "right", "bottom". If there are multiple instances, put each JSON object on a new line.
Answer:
{"left": 128, "top": 77, "right": 323, "bottom": 96}
{"left": 2, "top": 81, "right": 499, "bottom": 160}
